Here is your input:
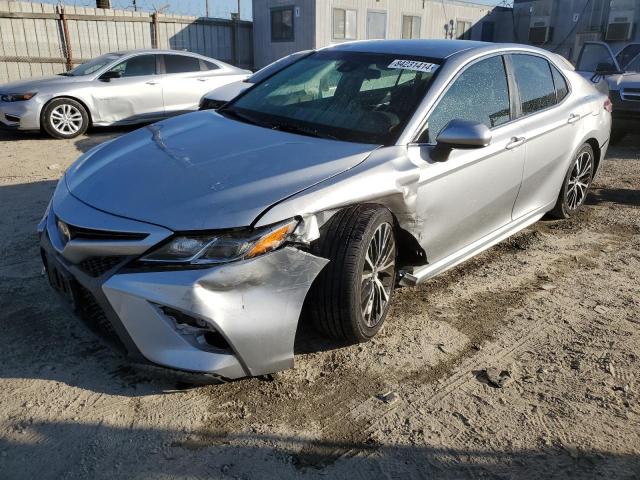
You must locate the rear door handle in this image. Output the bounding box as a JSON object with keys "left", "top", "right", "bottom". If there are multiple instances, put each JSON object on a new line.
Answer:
{"left": 506, "top": 136, "right": 526, "bottom": 150}
{"left": 197, "top": 78, "right": 209, "bottom": 82}
{"left": 568, "top": 113, "right": 581, "bottom": 124}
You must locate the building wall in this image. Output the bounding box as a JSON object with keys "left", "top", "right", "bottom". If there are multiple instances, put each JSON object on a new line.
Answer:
{"left": 513, "top": 0, "right": 640, "bottom": 62}
{"left": 252, "top": 0, "right": 515, "bottom": 68}
{"left": 252, "top": 0, "right": 316, "bottom": 68}
{"left": 316, "top": 0, "right": 513, "bottom": 47}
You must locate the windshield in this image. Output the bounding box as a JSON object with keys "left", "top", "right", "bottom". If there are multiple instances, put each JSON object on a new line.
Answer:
{"left": 248, "top": 50, "right": 312, "bottom": 84}
{"left": 224, "top": 51, "right": 441, "bottom": 145}
{"left": 64, "top": 53, "right": 123, "bottom": 76}
{"left": 616, "top": 44, "right": 640, "bottom": 72}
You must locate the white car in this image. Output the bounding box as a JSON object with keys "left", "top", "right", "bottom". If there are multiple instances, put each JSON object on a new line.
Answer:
{"left": 199, "top": 50, "right": 312, "bottom": 110}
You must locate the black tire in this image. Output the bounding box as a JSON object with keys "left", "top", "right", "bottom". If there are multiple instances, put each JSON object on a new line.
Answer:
{"left": 548, "top": 144, "right": 595, "bottom": 219}
{"left": 42, "top": 98, "right": 89, "bottom": 139}
{"left": 307, "top": 204, "right": 397, "bottom": 343}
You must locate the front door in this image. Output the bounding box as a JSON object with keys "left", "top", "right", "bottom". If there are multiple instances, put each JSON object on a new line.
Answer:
{"left": 91, "top": 54, "right": 164, "bottom": 124}
{"left": 410, "top": 55, "right": 525, "bottom": 264}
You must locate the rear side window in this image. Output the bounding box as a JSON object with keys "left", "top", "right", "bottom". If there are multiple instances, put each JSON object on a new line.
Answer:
{"left": 551, "top": 65, "right": 569, "bottom": 102}
{"left": 164, "top": 55, "right": 201, "bottom": 74}
{"left": 200, "top": 60, "right": 219, "bottom": 71}
{"left": 425, "top": 55, "right": 511, "bottom": 143}
{"left": 511, "top": 54, "right": 556, "bottom": 115}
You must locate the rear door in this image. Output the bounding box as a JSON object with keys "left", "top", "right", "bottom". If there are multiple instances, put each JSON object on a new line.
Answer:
{"left": 160, "top": 54, "right": 236, "bottom": 114}
{"left": 510, "top": 54, "right": 581, "bottom": 219}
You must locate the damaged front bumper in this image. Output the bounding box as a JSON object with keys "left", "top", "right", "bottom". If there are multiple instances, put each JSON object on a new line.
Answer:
{"left": 39, "top": 180, "right": 328, "bottom": 380}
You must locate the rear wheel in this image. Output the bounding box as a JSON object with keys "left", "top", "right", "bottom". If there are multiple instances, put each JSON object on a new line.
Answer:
{"left": 307, "top": 205, "right": 397, "bottom": 343}
{"left": 548, "top": 144, "right": 594, "bottom": 219}
{"left": 42, "top": 98, "right": 89, "bottom": 139}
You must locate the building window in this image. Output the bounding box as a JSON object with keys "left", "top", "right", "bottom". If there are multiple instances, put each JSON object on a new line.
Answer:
{"left": 271, "top": 7, "right": 294, "bottom": 42}
{"left": 367, "top": 10, "right": 387, "bottom": 39}
{"left": 333, "top": 8, "right": 357, "bottom": 40}
{"left": 456, "top": 20, "right": 472, "bottom": 40}
{"left": 402, "top": 15, "right": 421, "bottom": 39}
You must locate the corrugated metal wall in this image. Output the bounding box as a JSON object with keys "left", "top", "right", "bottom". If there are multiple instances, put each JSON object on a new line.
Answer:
{"left": 0, "top": 0, "right": 253, "bottom": 84}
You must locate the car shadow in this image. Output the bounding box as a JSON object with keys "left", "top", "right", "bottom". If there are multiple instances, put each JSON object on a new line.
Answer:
{"left": 0, "top": 420, "right": 638, "bottom": 479}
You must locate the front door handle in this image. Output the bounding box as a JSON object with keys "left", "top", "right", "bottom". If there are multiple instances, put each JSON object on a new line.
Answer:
{"left": 146, "top": 81, "right": 159, "bottom": 85}
{"left": 197, "top": 78, "right": 209, "bottom": 82}
{"left": 506, "top": 136, "right": 526, "bottom": 150}
{"left": 568, "top": 113, "right": 581, "bottom": 124}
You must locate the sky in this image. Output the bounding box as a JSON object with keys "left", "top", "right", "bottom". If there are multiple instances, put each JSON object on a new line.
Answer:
{"left": 38, "top": 0, "right": 508, "bottom": 20}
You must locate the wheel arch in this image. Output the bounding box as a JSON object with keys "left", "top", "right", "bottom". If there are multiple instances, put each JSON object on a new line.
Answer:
{"left": 585, "top": 137, "right": 602, "bottom": 173}
{"left": 40, "top": 95, "right": 93, "bottom": 128}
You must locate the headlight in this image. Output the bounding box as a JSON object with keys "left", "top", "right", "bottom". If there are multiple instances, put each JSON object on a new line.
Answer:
{"left": 1, "top": 92, "right": 37, "bottom": 102}
{"left": 140, "top": 218, "right": 299, "bottom": 265}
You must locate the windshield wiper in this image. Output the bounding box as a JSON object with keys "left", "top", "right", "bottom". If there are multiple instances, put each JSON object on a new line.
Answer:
{"left": 218, "top": 107, "right": 272, "bottom": 129}
{"left": 271, "top": 123, "right": 339, "bottom": 141}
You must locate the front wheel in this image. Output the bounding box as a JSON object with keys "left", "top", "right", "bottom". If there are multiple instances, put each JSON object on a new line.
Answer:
{"left": 42, "top": 98, "right": 89, "bottom": 139}
{"left": 548, "top": 144, "right": 595, "bottom": 219}
{"left": 307, "top": 205, "right": 397, "bottom": 343}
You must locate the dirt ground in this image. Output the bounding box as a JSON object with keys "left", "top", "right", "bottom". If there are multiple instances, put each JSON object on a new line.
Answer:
{"left": 0, "top": 126, "right": 639, "bottom": 480}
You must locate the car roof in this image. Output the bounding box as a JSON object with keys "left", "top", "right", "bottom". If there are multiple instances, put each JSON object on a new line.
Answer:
{"left": 109, "top": 49, "right": 205, "bottom": 56}
{"left": 326, "top": 39, "right": 491, "bottom": 60}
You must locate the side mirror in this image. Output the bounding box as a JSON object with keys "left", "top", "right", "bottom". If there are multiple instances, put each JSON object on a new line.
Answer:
{"left": 99, "top": 70, "right": 122, "bottom": 82}
{"left": 594, "top": 62, "right": 621, "bottom": 76}
{"left": 436, "top": 119, "right": 492, "bottom": 149}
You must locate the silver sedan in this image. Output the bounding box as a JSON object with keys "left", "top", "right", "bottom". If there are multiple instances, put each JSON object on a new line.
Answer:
{"left": 39, "top": 40, "right": 611, "bottom": 380}
{"left": 0, "top": 49, "right": 250, "bottom": 138}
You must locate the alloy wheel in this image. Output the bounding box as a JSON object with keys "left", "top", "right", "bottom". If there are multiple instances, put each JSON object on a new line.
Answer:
{"left": 567, "top": 150, "right": 593, "bottom": 210}
{"left": 361, "top": 222, "right": 395, "bottom": 328}
{"left": 50, "top": 104, "right": 83, "bottom": 135}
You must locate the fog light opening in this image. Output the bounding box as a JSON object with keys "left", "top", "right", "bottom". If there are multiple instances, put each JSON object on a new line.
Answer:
{"left": 159, "top": 306, "right": 232, "bottom": 352}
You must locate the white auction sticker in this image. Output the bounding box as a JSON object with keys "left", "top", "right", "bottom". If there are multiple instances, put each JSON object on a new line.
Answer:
{"left": 388, "top": 59, "right": 439, "bottom": 73}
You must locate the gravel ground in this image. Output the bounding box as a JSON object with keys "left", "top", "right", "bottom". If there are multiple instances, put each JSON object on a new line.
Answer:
{"left": 0, "top": 126, "right": 639, "bottom": 479}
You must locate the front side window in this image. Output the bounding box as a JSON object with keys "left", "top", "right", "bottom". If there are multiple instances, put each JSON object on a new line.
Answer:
{"left": 164, "top": 55, "right": 201, "bottom": 74}
{"left": 224, "top": 51, "right": 440, "bottom": 145}
{"left": 333, "top": 8, "right": 357, "bottom": 40}
{"left": 402, "top": 15, "right": 421, "bottom": 39}
{"left": 511, "top": 54, "right": 556, "bottom": 115}
{"left": 425, "top": 56, "right": 510, "bottom": 144}
{"left": 108, "top": 55, "right": 157, "bottom": 77}
{"left": 616, "top": 44, "right": 640, "bottom": 71}
{"left": 577, "top": 43, "right": 616, "bottom": 72}
{"left": 271, "top": 7, "right": 294, "bottom": 42}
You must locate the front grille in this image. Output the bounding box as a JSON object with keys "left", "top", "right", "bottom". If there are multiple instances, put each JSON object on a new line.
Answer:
{"left": 75, "top": 283, "right": 126, "bottom": 353}
{"left": 56, "top": 218, "right": 148, "bottom": 242}
{"left": 79, "top": 256, "right": 124, "bottom": 277}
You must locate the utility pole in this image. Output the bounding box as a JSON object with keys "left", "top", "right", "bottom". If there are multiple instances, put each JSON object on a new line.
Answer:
{"left": 205, "top": 0, "right": 209, "bottom": 18}
{"left": 237, "top": 0, "right": 241, "bottom": 20}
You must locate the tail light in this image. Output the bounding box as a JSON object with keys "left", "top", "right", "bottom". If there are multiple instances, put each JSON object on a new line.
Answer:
{"left": 604, "top": 97, "right": 613, "bottom": 113}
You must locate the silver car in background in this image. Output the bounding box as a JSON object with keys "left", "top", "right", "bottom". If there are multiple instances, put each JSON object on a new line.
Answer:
{"left": 39, "top": 40, "right": 611, "bottom": 380}
{"left": 0, "top": 49, "right": 250, "bottom": 139}
{"left": 576, "top": 41, "right": 640, "bottom": 142}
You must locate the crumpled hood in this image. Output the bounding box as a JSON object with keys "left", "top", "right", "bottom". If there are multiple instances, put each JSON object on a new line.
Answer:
{"left": 0, "top": 75, "right": 78, "bottom": 93}
{"left": 65, "top": 111, "right": 376, "bottom": 231}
